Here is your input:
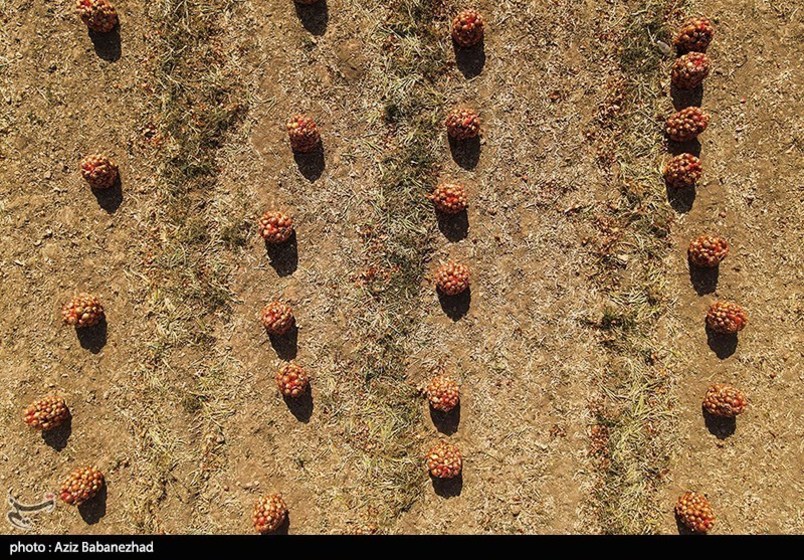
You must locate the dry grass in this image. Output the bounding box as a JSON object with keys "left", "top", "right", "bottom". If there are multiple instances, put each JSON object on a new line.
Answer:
{"left": 331, "top": 0, "right": 447, "bottom": 526}
{"left": 587, "top": 0, "right": 685, "bottom": 534}
{"left": 122, "top": 0, "right": 251, "bottom": 531}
